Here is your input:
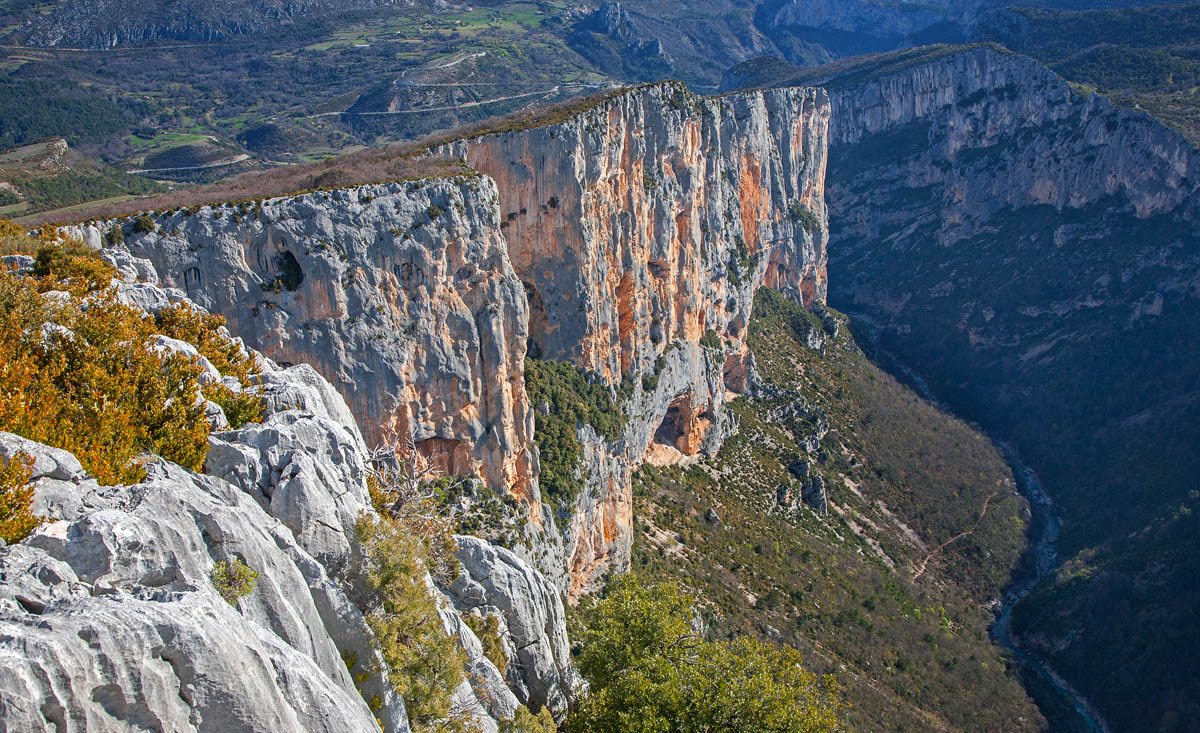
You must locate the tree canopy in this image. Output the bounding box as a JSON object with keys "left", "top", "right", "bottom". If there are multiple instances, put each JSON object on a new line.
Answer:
{"left": 569, "top": 574, "right": 843, "bottom": 733}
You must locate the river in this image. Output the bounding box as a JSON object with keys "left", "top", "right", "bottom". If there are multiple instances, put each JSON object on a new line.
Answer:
{"left": 848, "top": 314, "right": 1109, "bottom": 732}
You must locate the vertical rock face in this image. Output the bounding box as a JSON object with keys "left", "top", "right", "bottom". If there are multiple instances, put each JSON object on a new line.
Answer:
{"left": 440, "top": 82, "right": 829, "bottom": 382}
{"left": 438, "top": 81, "right": 830, "bottom": 592}
{"left": 122, "top": 179, "right": 539, "bottom": 510}
{"left": 822, "top": 45, "right": 1198, "bottom": 225}
{"left": 120, "top": 82, "right": 830, "bottom": 595}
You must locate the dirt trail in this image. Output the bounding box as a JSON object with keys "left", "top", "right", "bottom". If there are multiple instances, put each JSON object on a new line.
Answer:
{"left": 912, "top": 490, "right": 996, "bottom": 581}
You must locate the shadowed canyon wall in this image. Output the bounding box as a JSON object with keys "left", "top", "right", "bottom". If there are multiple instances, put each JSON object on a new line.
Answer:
{"left": 791, "top": 44, "right": 1200, "bottom": 731}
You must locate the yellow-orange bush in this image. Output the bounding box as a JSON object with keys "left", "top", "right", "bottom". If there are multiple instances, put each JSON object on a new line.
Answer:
{"left": 0, "top": 219, "right": 263, "bottom": 487}
{"left": 152, "top": 302, "right": 264, "bottom": 428}
{"left": 0, "top": 452, "right": 41, "bottom": 543}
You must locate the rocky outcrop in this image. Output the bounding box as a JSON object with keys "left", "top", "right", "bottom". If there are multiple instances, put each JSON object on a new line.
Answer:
{"left": 567, "top": 2, "right": 675, "bottom": 82}
{"left": 820, "top": 45, "right": 1199, "bottom": 222}
{"left": 434, "top": 81, "right": 829, "bottom": 592}
{"left": 0, "top": 259, "right": 579, "bottom": 731}
{"left": 447, "top": 536, "right": 580, "bottom": 718}
{"left": 120, "top": 178, "right": 538, "bottom": 513}
{"left": 0, "top": 393, "right": 407, "bottom": 732}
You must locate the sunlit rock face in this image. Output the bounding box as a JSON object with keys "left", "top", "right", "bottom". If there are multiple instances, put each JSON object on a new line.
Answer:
{"left": 121, "top": 178, "right": 539, "bottom": 516}
{"left": 121, "top": 82, "right": 831, "bottom": 595}
{"left": 440, "top": 82, "right": 830, "bottom": 594}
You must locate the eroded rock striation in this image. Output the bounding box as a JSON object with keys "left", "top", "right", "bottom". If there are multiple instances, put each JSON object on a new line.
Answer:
{"left": 0, "top": 260, "right": 577, "bottom": 731}
{"left": 115, "top": 81, "right": 830, "bottom": 595}
{"left": 439, "top": 81, "right": 829, "bottom": 592}
{"left": 0, "top": 365, "right": 408, "bottom": 732}
{"left": 120, "top": 178, "right": 538, "bottom": 510}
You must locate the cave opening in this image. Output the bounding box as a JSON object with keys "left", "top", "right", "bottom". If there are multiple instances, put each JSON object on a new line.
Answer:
{"left": 653, "top": 393, "right": 715, "bottom": 456}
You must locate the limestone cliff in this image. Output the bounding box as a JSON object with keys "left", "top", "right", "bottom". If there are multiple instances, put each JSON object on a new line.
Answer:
{"left": 119, "top": 178, "right": 538, "bottom": 511}
{"left": 437, "top": 82, "right": 829, "bottom": 380}
{"left": 0, "top": 256, "right": 575, "bottom": 732}
{"left": 115, "top": 81, "right": 830, "bottom": 595}
{"left": 438, "top": 82, "right": 829, "bottom": 592}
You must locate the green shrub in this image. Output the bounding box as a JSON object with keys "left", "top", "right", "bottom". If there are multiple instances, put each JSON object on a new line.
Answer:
{"left": 132, "top": 214, "right": 157, "bottom": 233}
{"left": 151, "top": 302, "right": 264, "bottom": 429}
{"left": 700, "top": 329, "right": 722, "bottom": 350}
{"left": 355, "top": 513, "right": 467, "bottom": 731}
{"left": 211, "top": 558, "right": 259, "bottom": 605}
{"left": 31, "top": 237, "right": 116, "bottom": 296}
{"left": 0, "top": 277, "right": 209, "bottom": 484}
{"left": 0, "top": 223, "right": 263, "bottom": 483}
{"left": 569, "top": 574, "right": 842, "bottom": 732}
{"left": 158, "top": 307, "right": 264, "bottom": 428}
{"left": 500, "top": 705, "right": 556, "bottom": 733}
{"left": 463, "top": 611, "right": 508, "bottom": 674}
{"left": 524, "top": 358, "right": 626, "bottom": 509}
{"left": 788, "top": 202, "right": 821, "bottom": 233}
{"left": 0, "top": 452, "right": 42, "bottom": 543}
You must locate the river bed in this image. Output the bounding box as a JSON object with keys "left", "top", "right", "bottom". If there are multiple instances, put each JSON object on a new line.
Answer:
{"left": 848, "top": 314, "right": 1108, "bottom": 731}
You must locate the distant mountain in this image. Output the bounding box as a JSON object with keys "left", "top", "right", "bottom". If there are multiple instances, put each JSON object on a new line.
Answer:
{"left": 13, "top": 0, "right": 432, "bottom": 48}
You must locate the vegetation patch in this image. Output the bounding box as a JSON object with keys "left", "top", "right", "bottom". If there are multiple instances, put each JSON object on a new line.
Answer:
{"left": 0, "top": 80, "right": 135, "bottom": 150}
{"left": 0, "top": 452, "right": 41, "bottom": 543}
{"left": 210, "top": 558, "right": 259, "bottom": 606}
{"left": 974, "top": 4, "right": 1200, "bottom": 144}
{"left": 569, "top": 573, "right": 843, "bottom": 732}
{"left": 524, "top": 358, "right": 625, "bottom": 510}
{"left": 788, "top": 201, "right": 821, "bottom": 233}
{"left": 357, "top": 435, "right": 482, "bottom": 732}
{"left": 0, "top": 219, "right": 262, "bottom": 484}
{"left": 628, "top": 288, "right": 1038, "bottom": 730}
{"left": 462, "top": 611, "right": 508, "bottom": 674}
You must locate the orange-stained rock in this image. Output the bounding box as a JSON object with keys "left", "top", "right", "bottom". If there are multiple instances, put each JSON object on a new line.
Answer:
{"left": 438, "top": 82, "right": 831, "bottom": 595}
{"left": 122, "top": 178, "right": 541, "bottom": 517}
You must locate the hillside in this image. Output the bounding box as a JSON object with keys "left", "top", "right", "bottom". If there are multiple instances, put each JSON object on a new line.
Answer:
{"left": 0, "top": 0, "right": 1009, "bottom": 188}
{"left": 11, "top": 0, "right": 434, "bottom": 48}
{"left": 633, "top": 289, "right": 1041, "bottom": 731}
{"left": 973, "top": 2, "right": 1200, "bottom": 144}
{"left": 765, "top": 43, "right": 1200, "bottom": 731}
{"left": 0, "top": 139, "right": 165, "bottom": 219}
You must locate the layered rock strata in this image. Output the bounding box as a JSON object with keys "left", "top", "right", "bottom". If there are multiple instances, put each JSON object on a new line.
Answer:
{"left": 116, "top": 81, "right": 830, "bottom": 594}
{"left": 0, "top": 259, "right": 577, "bottom": 732}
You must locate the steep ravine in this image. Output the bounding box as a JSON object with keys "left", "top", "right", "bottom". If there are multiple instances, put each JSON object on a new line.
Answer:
{"left": 858, "top": 324, "right": 1107, "bottom": 732}
{"left": 790, "top": 44, "right": 1200, "bottom": 730}
{"left": 991, "top": 450, "right": 1107, "bottom": 733}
